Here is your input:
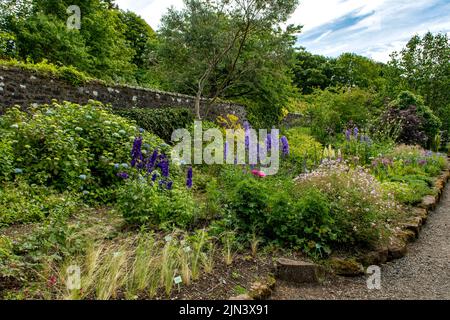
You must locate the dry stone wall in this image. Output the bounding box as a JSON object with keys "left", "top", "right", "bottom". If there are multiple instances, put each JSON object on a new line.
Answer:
{"left": 0, "top": 66, "right": 247, "bottom": 121}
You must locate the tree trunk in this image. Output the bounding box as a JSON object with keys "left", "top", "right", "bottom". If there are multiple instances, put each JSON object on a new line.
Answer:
{"left": 195, "top": 91, "right": 202, "bottom": 120}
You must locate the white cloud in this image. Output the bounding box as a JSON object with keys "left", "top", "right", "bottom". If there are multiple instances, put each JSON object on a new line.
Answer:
{"left": 114, "top": 0, "right": 450, "bottom": 62}
{"left": 115, "top": 0, "right": 183, "bottom": 30}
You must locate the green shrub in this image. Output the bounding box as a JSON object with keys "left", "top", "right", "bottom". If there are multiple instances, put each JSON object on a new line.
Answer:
{"left": 0, "top": 101, "right": 164, "bottom": 193}
{"left": 381, "top": 181, "right": 430, "bottom": 205}
{"left": 114, "top": 108, "right": 194, "bottom": 143}
{"left": 228, "top": 177, "right": 269, "bottom": 233}
{"left": 0, "top": 132, "right": 14, "bottom": 181}
{"left": 284, "top": 127, "right": 322, "bottom": 168}
{"left": 0, "top": 181, "right": 77, "bottom": 227}
{"left": 116, "top": 179, "right": 195, "bottom": 229}
{"left": 294, "top": 162, "right": 399, "bottom": 249}
{"left": 0, "top": 32, "right": 17, "bottom": 59}
{"left": 268, "top": 187, "right": 336, "bottom": 256}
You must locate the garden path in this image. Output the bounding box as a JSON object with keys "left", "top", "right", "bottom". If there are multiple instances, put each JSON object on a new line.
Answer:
{"left": 272, "top": 185, "right": 450, "bottom": 300}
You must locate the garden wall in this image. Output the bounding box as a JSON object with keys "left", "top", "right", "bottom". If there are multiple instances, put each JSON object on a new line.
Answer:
{"left": 0, "top": 66, "right": 247, "bottom": 121}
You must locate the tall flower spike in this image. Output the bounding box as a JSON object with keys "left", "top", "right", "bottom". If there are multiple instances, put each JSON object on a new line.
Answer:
{"left": 280, "top": 136, "right": 290, "bottom": 156}
{"left": 131, "top": 136, "right": 143, "bottom": 168}
{"left": 186, "top": 166, "right": 193, "bottom": 189}
{"left": 224, "top": 141, "right": 229, "bottom": 162}
{"left": 158, "top": 156, "right": 170, "bottom": 178}
{"left": 266, "top": 133, "right": 272, "bottom": 151}
{"left": 146, "top": 149, "right": 158, "bottom": 172}
{"left": 345, "top": 129, "right": 351, "bottom": 141}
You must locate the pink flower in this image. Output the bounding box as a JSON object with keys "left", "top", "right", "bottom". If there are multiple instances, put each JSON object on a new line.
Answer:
{"left": 251, "top": 170, "right": 266, "bottom": 178}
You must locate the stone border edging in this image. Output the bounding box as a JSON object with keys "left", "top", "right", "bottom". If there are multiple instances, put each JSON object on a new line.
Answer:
{"left": 332, "top": 165, "right": 450, "bottom": 275}
{"left": 271, "top": 163, "right": 450, "bottom": 286}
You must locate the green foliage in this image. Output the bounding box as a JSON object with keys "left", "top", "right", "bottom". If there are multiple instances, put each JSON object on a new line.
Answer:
{"left": 119, "top": 10, "right": 157, "bottom": 69}
{"left": 212, "top": 163, "right": 397, "bottom": 257}
{"left": 0, "top": 180, "right": 77, "bottom": 228}
{"left": 294, "top": 163, "right": 396, "bottom": 248}
{"left": 157, "top": 0, "right": 299, "bottom": 119}
{"left": 292, "top": 51, "right": 387, "bottom": 94}
{"left": 370, "top": 145, "right": 447, "bottom": 188}
{"left": 388, "top": 32, "right": 450, "bottom": 130}
{"left": 0, "top": 101, "right": 164, "bottom": 192}
{"left": 299, "top": 87, "right": 380, "bottom": 143}
{"left": 0, "top": 132, "right": 14, "bottom": 181}
{"left": 0, "top": 31, "right": 17, "bottom": 58}
{"left": 116, "top": 179, "right": 195, "bottom": 229}
{"left": 381, "top": 181, "right": 431, "bottom": 205}
{"left": 268, "top": 186, "right": 336, "bottom": 256}
{"left": 387, "top": 91, "right": 441, "bottom": 147}
{"left": 1, "top": 0, "right": 147, "bottom": 84}
{"left": 228, "top": 177, "right": 269, "bottom": 233}
{"left": 114, "top": 108, "right": 194, "bottom": 143}
{"left": 0, "top": 58, "right": 90, "bottom": 86}
{"left": 284, "top": 127, "right": 322, "bottom": 169}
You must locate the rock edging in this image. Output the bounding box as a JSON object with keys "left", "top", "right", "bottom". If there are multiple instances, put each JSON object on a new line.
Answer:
{"left": 340, "top": 167, "right": 450, "bottom": 275}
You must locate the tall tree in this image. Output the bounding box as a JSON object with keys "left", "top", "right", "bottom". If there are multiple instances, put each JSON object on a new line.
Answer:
{"left": 388, "top": 32, "right": 450, "bottom": 132}
{"left": 157, "top": 0, "right": 300, "bottom": 119}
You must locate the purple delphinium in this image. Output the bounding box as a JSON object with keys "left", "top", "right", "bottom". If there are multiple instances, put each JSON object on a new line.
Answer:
{"left": 244, "top": 121, "right": 251, "bottom": 150}
{"left": 158, "top": 154, "right": 170, "bottom": 178}
{"left": 243, "top": 121, "right": 250, "bottom": 131}
{"left": 280, "top": 136, "right": 290, "bottom": 156}
{"left": 167, "top": 181, "right": 173, "bottom": 190}
{"left": 345, "top": 129, "right": 351, "bottom": 141}
{"left": 146, "top": 150, "right": 158, "bottom": 172}
{"left": 117, "top": 172, "right": 129, "bottom": 179}
{"left": 151, "top": 173, "right": 158, "bottom": 182}
{"left": 131, "top": 136, "right": 143, "bottom": 168}
{"left": 353, "top": 127, "right": 359, "bottom": 139}
{"left": 186, "top": 166, "right": 193, "bottom": 189}
{"left": 266, "top": 133, "right": 272, "bottom": 151}
{"left": 224, "top": 141, "right": 229, "bottom": 162}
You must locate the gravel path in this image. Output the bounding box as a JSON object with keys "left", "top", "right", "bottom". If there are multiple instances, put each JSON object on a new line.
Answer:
{"left": 272, "top": 186, "right": 450, "bottom": 300}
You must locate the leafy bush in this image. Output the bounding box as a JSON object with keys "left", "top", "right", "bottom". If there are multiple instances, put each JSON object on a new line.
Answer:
{"left": 0, "top": 180, "right": 77, "bottom": 227}
{"left": 371, "top": 145, "right": 447, "bottom": 182}
{"left": 0, "top": 32, "right": 17, "bottom": 59}
{"left": 0, "top": 101, "right": 164, "bottom": 193}
{"left": 298, "top": 87, "right": 380, "bottom": 143}
{"left": 0, "top": 132, "right": 14, "bottom": 181}
{"left": 114, "top": 108, "right": 194, "bottom": 143}
{"left": 294, "top": 161, "right": 400, "bottom": 249}
{"left": 381, "top": 181, "right": 430, "bottom": 205}
{"left": 268, "top": 186, "right": 336, "bottom": 256}
{"left": 382, "top": 91, "right": 441, "bottom": 147}
{"left": 116, "top": 179, "right": 195, "bottom": 229}
{"left": 284, "top": 127, "right": 322, "bottom": 168}
{"left": 213, "top": 163, "right": 396, "bottom": 257}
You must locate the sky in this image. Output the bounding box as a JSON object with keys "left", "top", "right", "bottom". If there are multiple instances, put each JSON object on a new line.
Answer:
{"left": 114, "top": 0, "right": 450, "bottom": 63}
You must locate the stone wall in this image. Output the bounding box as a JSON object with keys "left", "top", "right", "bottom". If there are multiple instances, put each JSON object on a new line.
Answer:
{"left": 0, "top": 66, "right": 247, "bottom": 121}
